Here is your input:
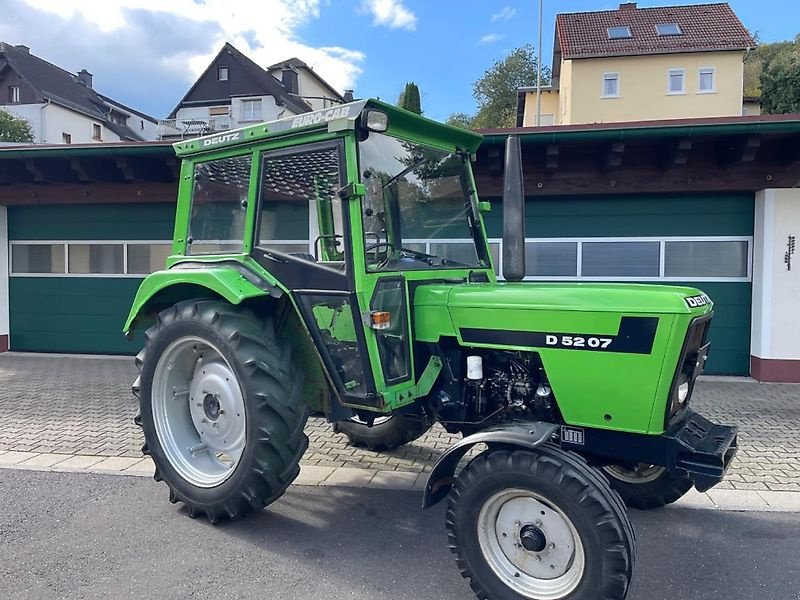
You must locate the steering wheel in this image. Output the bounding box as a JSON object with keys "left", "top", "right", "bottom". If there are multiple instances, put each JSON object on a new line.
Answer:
{"left": 365, "top": 241, "right": 395, "bottom": 264}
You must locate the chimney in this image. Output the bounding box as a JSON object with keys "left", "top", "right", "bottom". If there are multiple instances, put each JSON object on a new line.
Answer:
{"left": 281, "top": 69, "right": 298, "bottom": 95}
{"left": 77, "top": 68, "right": 93, "bottom": 89}
{"left": 343, "top": 89, "right": 354, "bottom": 103}
{"left": 619, "top": 2, "right": 637, "bottom": 10}
{"left": 15, "top": 44, "right": 30, "bottom": 54}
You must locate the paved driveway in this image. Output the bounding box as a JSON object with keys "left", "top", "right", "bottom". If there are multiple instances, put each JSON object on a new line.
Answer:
{"left": 0, "top": 353, "right": 798, "bottom": 491}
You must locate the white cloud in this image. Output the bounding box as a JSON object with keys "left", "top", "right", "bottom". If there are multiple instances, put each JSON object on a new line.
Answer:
{"left": 4, "top": 0, "right": 365, "bottom": 117}
{"left": 479, "top": 33, "right": 505, "bottom": 45}
{"left": 361, "top": 0, "right": 417, "bottom": 31}
{"left": 491, "top": 6, "right": 516, "bottom": 22}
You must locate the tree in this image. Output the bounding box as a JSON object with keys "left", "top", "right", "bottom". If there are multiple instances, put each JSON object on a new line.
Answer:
{"left": 743, "top": 34, "right": 800, "bottom": 114}
{"left": 398, "top": 82, "right": 422, "bottom": 115}
{"left": 472, "top": 45, "right": 550, "bottom": 128}
{"left": 447, "top": 45, "right": 550, "bottom": 129}
{"left": 0, "top": 110, "right": 34, "bottom": 143}
{"left": 445, "top": 112, "right": 473, "bottom": 129}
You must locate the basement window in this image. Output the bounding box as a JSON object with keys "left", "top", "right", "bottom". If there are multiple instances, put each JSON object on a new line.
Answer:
{"left": 607, "top": 26, "right": 633, "bottom": 39}
{"left": 656, "top": 23, "right": 682, "bottom": 36}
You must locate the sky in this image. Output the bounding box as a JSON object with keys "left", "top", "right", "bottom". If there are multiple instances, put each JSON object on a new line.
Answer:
{"left": 1, "top": 0, "right": 797, "bottom": 123}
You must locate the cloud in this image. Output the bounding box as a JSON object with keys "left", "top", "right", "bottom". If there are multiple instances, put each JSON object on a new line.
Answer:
{"left": 479, "top": 33, "right": 505, "bottom": 45}
{"left": 361, "top": 0, "right": 417, "bottom": 31}
{"left": 491, "top": 6, "right": 516, "bottom": 22}
{"left": 3, "top": 0, "right": 365, "bottom": 117}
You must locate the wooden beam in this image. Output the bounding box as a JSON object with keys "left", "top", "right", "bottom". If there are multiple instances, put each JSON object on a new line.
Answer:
{"left": 545, "top": 144, "right": 559, "bottom": 171}
{"left": 604, "top": 141, "right": 625, "bottom": 169}
{"left": 24, "top": 159, "right": 45, "bottom": 183}
{"left": 69, "top": 158, "right": 90, "bottom": 182}
{"left": 0, "top": 181, "right": 178, "bottom": 205}
{"left": 663, "top": 138, "right": 693, "bottom": 167}
{"left": 116, "top": 157, "right": 134, "bottom": 182}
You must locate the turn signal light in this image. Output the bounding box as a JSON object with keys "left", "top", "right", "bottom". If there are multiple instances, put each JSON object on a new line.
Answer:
{"left": 369, "top": 311, "right": 391, "bottom": 330}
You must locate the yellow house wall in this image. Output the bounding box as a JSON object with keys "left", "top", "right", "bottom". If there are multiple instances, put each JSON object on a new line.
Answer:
{"left": 565, "top": 51, "right": 745, "bottom": 124}
{"left": 522, "top": 91, "right": 561, "bottom": 126}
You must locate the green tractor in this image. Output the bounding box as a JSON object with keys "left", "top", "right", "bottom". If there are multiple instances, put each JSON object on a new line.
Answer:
{"left": 125, "top": 100, "right": 737, "bottom": 600}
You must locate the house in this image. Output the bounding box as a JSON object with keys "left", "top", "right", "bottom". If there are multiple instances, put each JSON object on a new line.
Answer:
{"left": 0, "top": 42, "right": 158, "bottom": 143}
{"left": 518, "top": 2, "right": 756, "bottom": 126}
{"left": 161, "top": 43, "right": 351, "bottom": 139}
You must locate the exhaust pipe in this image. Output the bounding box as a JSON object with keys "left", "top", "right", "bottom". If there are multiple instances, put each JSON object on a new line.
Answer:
{"left": 502, "top": 135, "right": 525, "bottom": 281}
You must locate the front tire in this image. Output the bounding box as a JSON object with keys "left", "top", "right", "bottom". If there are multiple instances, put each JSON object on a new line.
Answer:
{"left": 447, "top": 446, "right": 634, "bottom": 600}
{"left": 133, "top": 300, "right": 310, "bottom": 523}
{"left": 602, "top": 464, "right": 693, "bottom": 510}
{"left": 334, "top": 412, "right": 432, "bottom": 451}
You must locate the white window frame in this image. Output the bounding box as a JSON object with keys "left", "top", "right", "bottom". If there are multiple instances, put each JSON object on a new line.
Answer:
{"left": 602, "top": 72, "right": 620, "bottom": 98}
{"left": 656, "top": 23, "right": 682, "bottom": 36}
{"left": 9, "top": 85, "right": 20, "bottom": 103}
{"left": 91, "top": 123, "right": 102, "bottom": 141}
{"left": 607, "top": 26, "right": 632, "bottom": 39}
{"left": 667, "top": 68, "right": 686, "bottom": 95}
{"left": 698, "top": 67, "right": 716, "bottom": 94}
{"left": 9, "top": 240, "right": 175, "bottom": 278}
{"left": 240, "top": 98, "right": 262, "bottom": 122}
{"left": 217, "top": 65, "right": 229, "bottom": 81}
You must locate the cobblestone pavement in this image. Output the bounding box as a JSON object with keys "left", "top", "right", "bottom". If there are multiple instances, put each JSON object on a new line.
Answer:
{"left": 1, "top": 354, "right": 798, "bottom": 491}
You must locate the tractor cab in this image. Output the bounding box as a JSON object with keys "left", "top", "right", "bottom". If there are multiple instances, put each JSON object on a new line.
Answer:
{"left": 159, "top": 99, "right": 492, "bottom": 414}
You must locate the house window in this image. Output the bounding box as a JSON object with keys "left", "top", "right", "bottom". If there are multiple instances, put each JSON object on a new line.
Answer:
{"left": 607, "top": 26, "right": 633, "bottom": 39}
{"left": 62, "top": 132, "right": 72, "bottom": 144}
{"left": 68, "top": 244, "right": 124, "bottom": 274}
{"left": 240, "top": 99, "right": 262, "bottom": 121}
{"left": 8, "top": 85, "right": 20, "bottom": 103}
{"left": 217, "top": 65, "right": 229, "bottom": 81}
{"left": 668, "top": 69, "right": 685, "bottom": 94}
{"left": 92, "top": 123, "right": 102, "bottom": 141}
{"left": 699, "top": 67, "right": 716, "bottom": 93}
{"left": 602, "top": 73, "right": 619, "bottom": 98}
{"left": 656, "top": 23, "right": 682, "bottom": 36}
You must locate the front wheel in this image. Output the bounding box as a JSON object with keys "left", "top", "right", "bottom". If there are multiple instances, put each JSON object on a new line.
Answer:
{"left": 334, "top": 412, "right": 432, "bottom": 451}
{"left": 134, "top": 300, "right": 310, "bottom": 523}
{"left": 447, "top": 446, "right": 634, "bottom": 600}
{"left": 602, "top": 464, "right": 693, "bottom": 510}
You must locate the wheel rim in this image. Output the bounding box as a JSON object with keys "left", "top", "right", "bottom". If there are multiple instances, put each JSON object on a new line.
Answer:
{"left": 151, "top": 336, "right": 247, "bottom": 488}
{"left": 604, "top": 463, "right": 665, "bottom": 484}
{"left": 349, "top": 415, "right": 393, "bottom": 426}
{"left": 477, "top": 488, "right": 585, "bottom": 599}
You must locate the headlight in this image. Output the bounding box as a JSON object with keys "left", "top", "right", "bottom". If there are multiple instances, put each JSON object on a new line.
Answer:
{"left": 677, "top": 382, "right": 690, "bottom": 404}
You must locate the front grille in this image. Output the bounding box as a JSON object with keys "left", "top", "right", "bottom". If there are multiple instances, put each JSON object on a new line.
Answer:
{"left": 666, "top": 313, "right": 712, "bottom": 427}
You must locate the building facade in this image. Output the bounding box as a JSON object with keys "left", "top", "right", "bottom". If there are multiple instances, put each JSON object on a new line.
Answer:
{"left": 519, "top": 2, "right": 756, "bottom": 127}
{"left": 160, "top": 44, "right": 349, "bottom": 139}
{"left": 0, "top": 42, "right": 158, "bottom": 143}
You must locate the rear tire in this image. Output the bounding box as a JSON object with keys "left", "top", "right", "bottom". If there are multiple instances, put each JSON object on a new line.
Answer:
{"left": 447, "top": 446, "right": 634, "bottom": 600}
{"left": 334, "top": 412, "right": 432, "bottom": 451}
{"left": 603, "top": 463, "right": 693, "bottom": 510}
{"left": 133, "top": 300, "right": 310, "bottom": 523}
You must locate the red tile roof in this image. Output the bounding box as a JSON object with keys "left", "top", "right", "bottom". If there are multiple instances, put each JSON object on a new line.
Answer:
{"left": 556, "top": 2, "right": 755, "bottom": 60}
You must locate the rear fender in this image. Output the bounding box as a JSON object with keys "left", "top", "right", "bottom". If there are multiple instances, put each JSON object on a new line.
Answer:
{"left": 123, "top": 264, "right": 282, "bottom": 336}
{"left": 422, "top": 422, "right": 560, "bottom": 508}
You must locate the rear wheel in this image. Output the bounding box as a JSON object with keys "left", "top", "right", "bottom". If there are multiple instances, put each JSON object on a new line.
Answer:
{"left": 447, "top": 446, "right": 634, "bottom": 600}
{"left": 602, "top": 463, "right": 693, "bottom": 510}
{"left": 133, "top": 300, "right": 309, "bottom": 523}
{"left": 334, "top": 412, "right": 432, "bottom": 451}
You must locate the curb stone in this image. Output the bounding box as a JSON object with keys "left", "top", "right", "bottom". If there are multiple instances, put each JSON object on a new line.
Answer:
{"left": 2, "top": 451, "right": 800, "bottom": 513}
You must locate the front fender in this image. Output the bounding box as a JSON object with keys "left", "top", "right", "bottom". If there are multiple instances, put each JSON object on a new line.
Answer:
{"left": 422, "top": 422, "right": 560, "bottom": 508}
{"left": 123, "top": 264, "right": 282, "bottom": 335}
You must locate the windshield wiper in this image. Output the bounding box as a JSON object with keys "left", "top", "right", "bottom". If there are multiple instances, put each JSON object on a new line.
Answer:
{"left": 381, "top": 156, "right": 428, "bottom": 190}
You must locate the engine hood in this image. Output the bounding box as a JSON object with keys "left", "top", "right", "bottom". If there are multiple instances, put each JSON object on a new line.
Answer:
{"left": 415, "top": 281, "right": 712, "bottom": 315}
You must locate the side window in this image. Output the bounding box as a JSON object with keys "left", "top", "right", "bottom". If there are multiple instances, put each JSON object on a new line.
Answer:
{"left": 259, "top": 144, "right": 345, "bottom": 264}
{"left": 187, "top": 155, "right": 251, "bottom": 255}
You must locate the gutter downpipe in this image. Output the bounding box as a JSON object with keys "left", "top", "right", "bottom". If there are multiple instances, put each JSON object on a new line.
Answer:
{"left": 39, "top": 99, "right": 50, "bottom": 144}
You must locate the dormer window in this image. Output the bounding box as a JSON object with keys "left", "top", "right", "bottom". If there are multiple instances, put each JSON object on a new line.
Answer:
{"left": 217, "top": 66, "right": 229, "bottom": 81}
{"left": 607, "top": 26, "right": 633, "bottom": 39}
{"left": 656, "top": 23, "right": 682, "bottom": 36}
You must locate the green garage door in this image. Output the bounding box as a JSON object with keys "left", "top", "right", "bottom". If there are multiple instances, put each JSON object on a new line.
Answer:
{"left": 8, "top": 203, "right": 175, "bottom": 354}
{"left": 483, "top": 193, "right": 753, "bottom": 376}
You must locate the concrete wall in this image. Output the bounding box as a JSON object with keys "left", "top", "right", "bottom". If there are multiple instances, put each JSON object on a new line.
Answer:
{"left": 521, "top": 90, "right": 560, "bottom": 126}
{"left": 563, "top": 51, "right": 745, "bottom": 124}
{"left": 751, "top": 188, "right": 800, "bottom": 382}
{"left": 0, "top": 206, "right": 8, "bottom": 351}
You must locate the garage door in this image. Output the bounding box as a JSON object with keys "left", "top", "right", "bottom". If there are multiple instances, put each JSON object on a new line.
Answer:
{"left": 482, "top": 193, "right": 753, "bottom": 376}
{"left": 8, "top": 203, "right": 175, "bottom": 354}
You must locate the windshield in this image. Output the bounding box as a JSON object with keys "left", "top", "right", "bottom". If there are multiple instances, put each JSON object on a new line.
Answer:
{"left": 358, "top": 131, "right": 490, "bottom": 272}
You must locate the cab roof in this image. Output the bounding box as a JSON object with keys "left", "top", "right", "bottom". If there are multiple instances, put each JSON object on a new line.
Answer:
{"left": 173, "top": 98, "right": 483, "bottom": 157}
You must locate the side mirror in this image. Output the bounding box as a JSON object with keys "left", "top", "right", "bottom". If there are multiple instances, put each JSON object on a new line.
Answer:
{"left": 502, "top": 135, "right": 526, "bottom": 282}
